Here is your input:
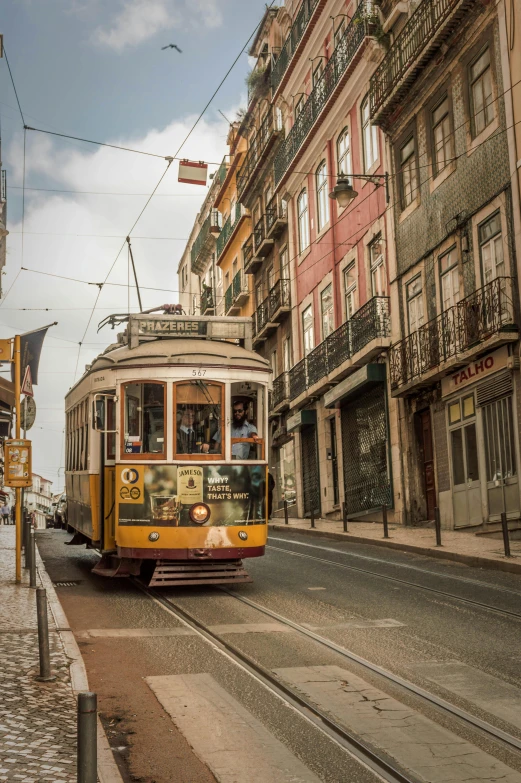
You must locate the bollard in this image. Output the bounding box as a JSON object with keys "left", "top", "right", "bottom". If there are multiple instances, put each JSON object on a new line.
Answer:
{"left": 24, "top": 519, "right": 31, "bottom": 568}
{"left": 77, "top": 692, "right": 97, "bottom": 783}
{"left": 29, "top": 530, "right": 37, "bottom": 589}
{"left": 342, "top": 501, "right": 348, "bottom": 533}
{"left": 501, "top": 511, "right": 512, "bottom": 558}
{"left": 284, "top": 500, "right": 289, "bottom": 525}
{"left": 310, "top": 506, "right": 315, "bottom": 529}
{"left": 434, "top": 507, "right": 442, "bottom": 547}
{"left": 35, "top": 588, "right": 56, "bottom": 682}
{"left": 382, "top": 504, "right": 389, "bottom": 539}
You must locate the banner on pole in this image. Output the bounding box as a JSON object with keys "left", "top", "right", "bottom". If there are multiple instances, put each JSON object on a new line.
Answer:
{"left": 12, "top": 322, "right": 56, "bottom": 385}
{"left": 178, "top": 160, "right": 208, "bottom": 186}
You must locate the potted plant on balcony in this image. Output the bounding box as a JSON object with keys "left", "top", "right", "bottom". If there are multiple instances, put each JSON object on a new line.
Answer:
{"left": 246, "top": 65, "right": 269, "bottom": 101}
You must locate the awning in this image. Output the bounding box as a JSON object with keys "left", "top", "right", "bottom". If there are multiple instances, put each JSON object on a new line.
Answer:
{"left": 287, "top": 409, "right": 317, "bottom": 432}
{"left": 324, "top": 364, "right": 386, "bottom": 408}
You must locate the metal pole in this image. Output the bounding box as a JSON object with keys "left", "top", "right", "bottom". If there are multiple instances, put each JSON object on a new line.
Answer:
{"left": 14, "top": 335, "right": 22, "bottom": 583}
{"left": 35, "top": 588, "right": 55, "bottom": 681}
{"left": 23, "top": 516, "right": 30, "bottom": 566}
{"left": 284, "top": 499, "right": 288, "bottom": 525}
{"left": 77, "top": 692, "right": 97, "bottom": 783}
{"left": 382, "top": 504, "right": 389, "bottom": 538}
{"left": 29, "top": 529, "right": 37, "bottom": 588}
{"left": 126, "top": 237, "right": 143, "bottom": 313}
{"left": 310, "top": 506, "right": 315, "bottom": 529}
{"left": 434, "top": 506, "right": 442, "bottom": 547}
{"left": 501, "top": 511, "right": 511, "bottom": 558}
{"left": 342, "top": 501, "right": 348, "bottom": 533}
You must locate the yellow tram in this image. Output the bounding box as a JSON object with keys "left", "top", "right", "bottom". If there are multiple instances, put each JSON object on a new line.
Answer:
{"left": 64, "top": 313, "right": 271, "bottom": 585}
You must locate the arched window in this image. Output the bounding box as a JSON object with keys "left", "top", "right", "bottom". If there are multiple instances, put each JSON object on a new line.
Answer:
{"left": 316, "top": 160, "right": 329, "bottom": 231}
{"left": 337, "top": 128, "right": 351, "bottom": 177}
{"left": 297, "top": 189, "right": 310, "bottom": 253}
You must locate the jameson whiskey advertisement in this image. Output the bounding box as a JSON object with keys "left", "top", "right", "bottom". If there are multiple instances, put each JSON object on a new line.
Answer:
{"left": 118, "top": 464, "right": 266, "bottom": 527}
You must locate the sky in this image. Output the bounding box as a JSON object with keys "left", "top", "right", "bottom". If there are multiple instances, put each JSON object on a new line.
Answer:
{"left": 0, "top": 0, "right": 268, "bottom": 492}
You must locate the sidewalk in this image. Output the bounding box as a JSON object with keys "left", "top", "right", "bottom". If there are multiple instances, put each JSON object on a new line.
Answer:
{"left": 0, "top": 527, "right": 122, "bottom": 783}
{"left": 269, "top": 516, "right": 521, "bottom": 574}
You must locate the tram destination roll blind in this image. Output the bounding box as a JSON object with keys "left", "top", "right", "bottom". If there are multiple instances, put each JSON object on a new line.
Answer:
{"left": 138, "top": 319, "right": 208, "bottom": 336}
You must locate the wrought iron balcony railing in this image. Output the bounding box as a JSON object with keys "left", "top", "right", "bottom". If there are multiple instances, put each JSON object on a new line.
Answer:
{"left": 253, "top": 298, "right": 270, "bottom": 336}
{"left": 370, "top": 0, "right": 465, "bottom": 121}
{"left": 268, "top": 279, "right": 290, "bottom": 318}
{"left": 253, "top": 216, "right": 265, "bottom": 254}
{"left": 289, "top": 358, "right": 308, "bottom": 400}
{"left": 243, "top": 236, "right": 254, "bottom": 268}
{"left": 236, "top": 109, "right": 280, "bottom": 200}
{"left": 389, "top": 277, "right": 517, "bottom": 391}
{"left": 200, "top": 287, "right": 214, "bottom": 315}
{"left": 216, "top": 202, "right": 246, "bottom": 259}
{"left": 274, "top": 2, "right": 375, "bottom": 186}
{"left": 190, "top": 209, "right": 221, "bottom": 271}
{"left": 273, "top": 372, "right": 290, "bottom": 408}
{"left": 265, "top": 195, "right": 288, "bottom": 236}
{"left": 288, "top": 296, "right": 390, "bottom": 400}
{"left": 225, "top": 283, "right": 233, "bottom": 314}
{"left": 216, "top": 156, "right": 228, "bottom": 186}
{"left": 1, "top": 170, "right": 6, "bottom": 202}
{"left": 271, "top": 0, "right": 320, "bottom": 94}
{"left": 232, "top": 269, "right": 248, "bottom": 301}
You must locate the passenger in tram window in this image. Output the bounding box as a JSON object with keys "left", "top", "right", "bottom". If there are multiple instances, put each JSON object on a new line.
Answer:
{"left": 230, "top": 398, "right": 261, "bottom": 460}
{"left": 176, "top": 407, "right": 210, "bottom": 454}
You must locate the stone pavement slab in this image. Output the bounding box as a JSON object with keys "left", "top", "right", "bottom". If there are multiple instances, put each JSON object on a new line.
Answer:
{"left": 270, "top": 517, "right": 521, "bottom": 574}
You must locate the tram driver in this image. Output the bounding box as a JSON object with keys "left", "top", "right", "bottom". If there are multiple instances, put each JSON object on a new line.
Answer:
{"left": 212, "top": 398, "right": 261, "bottom": 459}
{"left": 176, "top": 407, "right": 210, "bottom": 454}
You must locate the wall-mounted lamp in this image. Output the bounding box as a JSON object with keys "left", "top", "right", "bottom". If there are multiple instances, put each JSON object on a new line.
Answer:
{"left": 329, "top": 172, "right": 390, "bottom": 207}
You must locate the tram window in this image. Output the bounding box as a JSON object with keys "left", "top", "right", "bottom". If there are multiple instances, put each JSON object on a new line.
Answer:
{"left": 174, "top": 381, "right": 223, "bottom": 459}
{"left": 122, "top": 382, "right": 165, "bottom": 457}
{"left": 228, "top": 382, "right": 265, "bottom": 461}
{"left": 107, "top": 397, "right": 116, "bottom": 460}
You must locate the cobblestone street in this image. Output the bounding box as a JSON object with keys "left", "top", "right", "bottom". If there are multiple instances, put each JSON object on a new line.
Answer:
{"left": 0, "top": 528, "right": 77, "bottom": 782}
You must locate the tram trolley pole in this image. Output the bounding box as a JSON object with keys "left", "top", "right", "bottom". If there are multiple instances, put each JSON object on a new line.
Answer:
{"left": 284, "top": 500, "right": 289, "bottom": 525}
{"left": 77, "top": 692, "right": 97, "bottom": 783}
{"left": 342, "top": 501, "right": 348, "bottom": 533}
{"left": 501, "top": 512, "right": 512, "bottom": 558}
{"left": 35, "top": 588, "right": 56, "bottom": 682}
{"left": 382, "top": 504, "right": 389, "bottom": 539}
{"left": 29, "top": 530, "right": 37, "bottom": 589}
{"left": 434, "top": 507, "right": 442, "bottom": 547}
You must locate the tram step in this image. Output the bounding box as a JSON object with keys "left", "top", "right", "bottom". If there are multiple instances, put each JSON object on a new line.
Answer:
{"left": 148, "top": 559, "right": 253, "bottom": 587}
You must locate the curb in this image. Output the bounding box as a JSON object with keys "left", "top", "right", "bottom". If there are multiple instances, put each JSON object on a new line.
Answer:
{"left": 36, "top": 544, "right": 124, "bottom": 783}
{"left": 269, "top": 524, "right": 521, "bottom": 575}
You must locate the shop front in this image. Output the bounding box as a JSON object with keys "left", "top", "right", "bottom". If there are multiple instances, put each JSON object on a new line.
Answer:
{"left": 287, "top": 409, "right": 320, "bottom": 518}
{"left": 270, "top": 416, "right": 297, "bottom": 516}
{"left": 441, "top": 346, "right": 520, "bottom": 528}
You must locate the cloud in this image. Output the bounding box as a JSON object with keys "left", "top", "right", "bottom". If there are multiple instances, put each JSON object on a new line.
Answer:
{"left": 93, "top": 0, "right": 222, "bottom": 52}
{"left": 3, "top": 111, "right": 228, "bottom": 488}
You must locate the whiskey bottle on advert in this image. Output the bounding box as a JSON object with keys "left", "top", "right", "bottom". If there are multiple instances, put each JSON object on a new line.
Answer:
{"left": 177, "top": 466, "right": 203, "bottom": 504}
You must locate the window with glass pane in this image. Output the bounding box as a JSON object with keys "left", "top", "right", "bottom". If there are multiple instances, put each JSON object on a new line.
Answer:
{"left": 280, "top": 247, "right": 289, "bottom": 280}
{"left": 479, "top": 212, "right": 504, "bottom": 283}
{"left": 344, "top": 263, "right": 357, "bottom": 319}
{"left": 406, "top": 275, "right": 423, "bottom": 333}
{"left": 470, "top": 48, "right": 493, "bottom": 136}
{"left": 321, "top": 284, "right": 334, "bottom": 338}
{"left": 267, "top": 265, "right": 275, "bottom": 291}
{"left": 440, "top": 248, "right": 460, "bottom": 311}
{"left": 432, "top": 97, "right": 453, "bottom": 175}
{"left": 255, "top": 282, "right": 263, "bottom": 307}
{"left": 107, "top": 397, "right": 116, "bottom": 460}
{"left": 334, "top": 18, "right": 346, "bottom": 47}
{"left": 312, "top": 62, "right": 323, "bottom": 87}
{"left": 283, "top": 336, "right": 291, "bottom": 372}
{"left": 400, "top": 136, "right": 417, "bottom": 208}
{"left": 264, "top": 184, "right": 272, "bottom": 208}
{"left": 297, "top": 189, "right": 310, "bottom": 252}
{"left": 337, "top": 128, "right": 351, "bottom": 177}
{"left": 451, "top": 428, "right": 465, "bottom": 485}
{"left": 362, "top": 97, "right": 378, "bottom": 171}
{"left": 302, "top": 305, "right": 314, "bottom": 356}
{"left": 316, "top": 161, "right": 329, "bottom": 231}
{"left": 123, "top": 382, "right": 165, "bottom": 456}
{"left": 174, "top": 382, "right": 222, "bottom": 458}
{"left": 295, "top": 96, "right": 304, "bottom": 118}
{"left": 370, "top": 235, "right": 385, "bottom": 296}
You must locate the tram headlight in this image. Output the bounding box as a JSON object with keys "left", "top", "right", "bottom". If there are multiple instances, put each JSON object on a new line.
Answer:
{"left": 189, "top": 502, "right": 211, "bottom": 524}
{"left": 148, "top": 532, "right": 160, "bottom": 542}
{"left": 238, "top": 531, "right": 248, "bottom": 541}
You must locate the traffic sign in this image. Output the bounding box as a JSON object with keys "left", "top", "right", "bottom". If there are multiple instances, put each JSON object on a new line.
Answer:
{"left": 21, "top": 365, "right": 33, "bottom": 397}
{"left": 0, "top": 339, "right": 12, "bottom": 362}
{"left": 21, "top": 397, "right": 36, "bottom": 431}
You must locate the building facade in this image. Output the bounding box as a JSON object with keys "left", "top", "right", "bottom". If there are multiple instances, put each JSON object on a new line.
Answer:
{"left": 25, "top": 473, "right": 53, "bottom": 529}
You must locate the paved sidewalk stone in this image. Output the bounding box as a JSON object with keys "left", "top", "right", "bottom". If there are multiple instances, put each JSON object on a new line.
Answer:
{"left": 0, "top": 528, "right": 76, "bottom": 782}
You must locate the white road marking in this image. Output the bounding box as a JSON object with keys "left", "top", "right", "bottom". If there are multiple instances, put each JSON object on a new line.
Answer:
{"left": 307, "top": 586, "right": 326, "bottom": 590}
{"left": 146, "top": 673, "right": 322, "bottom": 783}
{"left": 77, "top": 623, "right": 291, "bottom": 639}
{"left": 275, "top": 665, "right": 521, "bottom": 783}
{"left": 303, "top": 619, "right": 405, "bottom": 630}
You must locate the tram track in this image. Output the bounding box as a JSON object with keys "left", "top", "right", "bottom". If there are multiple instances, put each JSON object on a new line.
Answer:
{"left": 267, "top": 540, "right": 521, "bottom": 622}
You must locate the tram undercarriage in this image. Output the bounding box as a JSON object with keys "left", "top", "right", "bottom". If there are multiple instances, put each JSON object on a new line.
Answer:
{"left": 92, "top": 552, "right": 253, "bottom": 586}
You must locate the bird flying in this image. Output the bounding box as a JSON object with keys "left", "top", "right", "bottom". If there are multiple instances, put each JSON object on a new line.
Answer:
{"left": 162, "top": 44, "right": 182, "bottom": 52}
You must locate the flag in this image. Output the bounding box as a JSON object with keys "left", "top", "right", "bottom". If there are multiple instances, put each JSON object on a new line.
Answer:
{"left": 12, "top": 322, "right": 56, "bottom": 385}
{"left": 178, "top": 160, "right": 208, "bottom": 186}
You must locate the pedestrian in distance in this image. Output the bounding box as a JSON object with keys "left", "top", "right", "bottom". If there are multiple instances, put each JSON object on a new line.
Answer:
{"left": 0, "top": 502, "right": 10, "bottom": 525}
{"left": 267, "top": 472, "right": 275, "bottom": 520}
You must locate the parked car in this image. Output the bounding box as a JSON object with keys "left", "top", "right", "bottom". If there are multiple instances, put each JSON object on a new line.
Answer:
{"left": 55, "top": 494, "right": 68, "bottom": 529}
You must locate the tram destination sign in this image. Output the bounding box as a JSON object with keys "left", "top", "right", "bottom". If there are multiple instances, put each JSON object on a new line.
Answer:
{"left": 137, "top": 319, "right": 208, "bottom": 337}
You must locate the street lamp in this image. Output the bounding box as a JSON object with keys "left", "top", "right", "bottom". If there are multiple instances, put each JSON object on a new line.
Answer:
{"left": 329, "top": 172, "right": 390, "bottom": 207}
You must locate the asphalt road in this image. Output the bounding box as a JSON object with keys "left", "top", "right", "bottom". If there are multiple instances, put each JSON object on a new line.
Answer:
{"left": 37, "top": 528, "right": 521, "bottom": 783}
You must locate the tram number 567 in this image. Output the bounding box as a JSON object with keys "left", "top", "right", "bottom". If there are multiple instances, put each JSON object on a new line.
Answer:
{"left": 192, "top": 369, "right": 206, "bottom": 377}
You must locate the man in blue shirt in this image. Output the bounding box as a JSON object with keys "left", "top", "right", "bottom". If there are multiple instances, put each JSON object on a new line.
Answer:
{"left": 231, "top": 400, "right": 261, "bottom": 460}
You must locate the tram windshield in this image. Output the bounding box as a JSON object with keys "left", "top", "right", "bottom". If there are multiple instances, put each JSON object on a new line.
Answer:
{"left": 229, "top": 382, "right": 265, "bottom": 460}
{"left": 174, "top": 381, "right": 223, "bottom": 458}
{"left": 123, "top": 382, "right": 165, "bottom": 456}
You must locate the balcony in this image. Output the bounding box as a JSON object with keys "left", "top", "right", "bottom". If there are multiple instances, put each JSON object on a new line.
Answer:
{"left": 253, "top": 215, "right": 274, "bottom": 259}
{"left": 274, "top": 2, "right": 377, "bottom": 188}
{"left": 272, "top": 372, "right": 290, "bottom": 412}
{"left": 389, "top": 278, "right": 518, "bottom": 395}
{"left": 271, "top": 0, "right": 323, "bottom": 97}
{"left": 265, "top": 195, "right": 288, "bottom": 238}
{"left": 243, "top": 235, "right": 256, "bottom": 275}
{"left": 190, "top": 209, "right": 221, "bottom": 274}
{"left": 288, "top": 296, "right": 390, "bottom": 403}
{"left": 236, "top": 108, "right": 282, "bottom": 202}
{"left": 216, "top": 203, "right": 248, "bottom": 261}
{"left": 200, "top": 286, "right": 214, "bottom": 315}
{"left": 370, "top": 0, "right": 473, "bottom": 126}
{"left": 252, "top": 279, "right": 291, "bottom": 344}
{"left": 225, "top": 270, "right": 250, "bottom": 316}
